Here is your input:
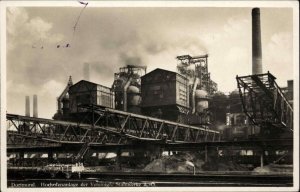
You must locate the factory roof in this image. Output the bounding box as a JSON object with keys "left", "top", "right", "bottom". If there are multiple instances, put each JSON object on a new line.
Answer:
{"left": 70, "top": 80, "right": 112, "bottom": 90}
{"left": 141, "top": 68, "right": 187, "bottom": 80}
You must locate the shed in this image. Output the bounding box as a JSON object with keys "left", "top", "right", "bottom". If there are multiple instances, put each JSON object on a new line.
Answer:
{"left": 68, "top": 80, "right": 114, "bottom": 113}
{"left": 141, "top": 68, "right": 189, "bottom": 108}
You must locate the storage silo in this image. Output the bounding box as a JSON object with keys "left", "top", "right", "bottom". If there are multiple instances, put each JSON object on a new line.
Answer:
{"left": 194, "top": 89, "right": 209, "bottom": 113}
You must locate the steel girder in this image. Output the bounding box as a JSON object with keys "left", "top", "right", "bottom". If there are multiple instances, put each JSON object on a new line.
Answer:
{"left": 236, "top": 72, "right": 293, "bottom": 132}
{"left": 6, "top": 114, "right": 128, "bottom": 146}
{"left": 7, "top": 105, "right": 220, "bottom": 147}
{"left": 77, "top": 104, "right": 220, "bottom": 143}
{"left": 7, "top": 131, "right": 61, "bottom": 148}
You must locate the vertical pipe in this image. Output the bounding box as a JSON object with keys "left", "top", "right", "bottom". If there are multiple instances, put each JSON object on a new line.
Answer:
{"left": 193, "top": 166, "right": 195, "bottom": 175}
{"left": 252, "top": 8, "right": 263, "bottom": 74}
{"left": 260, "top": 150, "right": 264, "bottom": 168}
{"left": 25, "top": 96, "right": 30, "bottom": 116}
{"left": 191, "top": 78, "right": 199, "bottom": 114}
{"left": 33, "top": 94, "right": 38, "bottom": 118}
{"left": 123, "top": 77, "right": 132, "bottom": 112}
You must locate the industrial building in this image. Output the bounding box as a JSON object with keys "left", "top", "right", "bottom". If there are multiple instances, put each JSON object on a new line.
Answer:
{"left": 112, "top": 65, "right": 146, "bottom": 114}
{"left": 5, "top": 7, "right": 294, "bottom": 186}
{"left": 141, "top": 68, "right": 190, "bottom": 122}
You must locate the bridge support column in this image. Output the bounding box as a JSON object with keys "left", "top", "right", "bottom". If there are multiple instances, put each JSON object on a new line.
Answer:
{"left": 204, "top": 146, "right": 219, "bottom": 163}
{"left": 116, "top": 149, "right": 122, "bottom": 171}
{"left": 19, "top": 152, "right": 24, "bottom": 158}
{"left": 205, "top": 145, "right": 208, "bottom": 162}
{"left": 18, "top": 152, "right": 24, "bottom": 166}
{"left": 260, "top": 151, "right": 264, "bottom": 168}
{"left": 48, "top": 151, "right": 54, "bottom": 163}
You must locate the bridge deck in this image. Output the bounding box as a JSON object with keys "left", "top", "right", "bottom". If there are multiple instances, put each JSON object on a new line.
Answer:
{"left": 7, "top": 106, "right": 219, "bottom": 146}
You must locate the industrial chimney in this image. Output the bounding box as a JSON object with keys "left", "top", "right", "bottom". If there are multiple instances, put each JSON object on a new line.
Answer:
{"left": 33, "top": 94, "right": 38, "bottom": 117}
{"left": 83, "top": 63, "right": 90, "bottom": 81}
{"left": 252, "top": 8, "right": 263, "bottom": 74}
{"left": 25, "top": 96, "right": 30, "bottom": 116}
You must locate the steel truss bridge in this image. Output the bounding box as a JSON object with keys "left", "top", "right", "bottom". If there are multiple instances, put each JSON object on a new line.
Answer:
{"left": 7, "top": 105, "right": 220, "bottom": 161}
{"left": 7, "top": 72, "right": 294, "bottom": 164}
{"left": 236, "top": 72, "right": 293, "bottom": 133}
{"left": 7, "top": 106, "right": 219, "bottom": 145}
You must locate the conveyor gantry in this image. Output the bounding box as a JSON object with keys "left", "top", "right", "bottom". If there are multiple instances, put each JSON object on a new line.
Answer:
{"left": 236, "top": 72, "right": 293, "bottom": 132}
{"left": 7, "top": 105, "right": 220, "bottom": 147}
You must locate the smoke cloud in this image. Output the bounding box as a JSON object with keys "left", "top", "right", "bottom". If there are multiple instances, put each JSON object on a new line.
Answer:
{"left": 119, "top": 53, "right": 143, "bottom": 66}
{"left": 6, "top": 7, "right": 294, "bottom": 118}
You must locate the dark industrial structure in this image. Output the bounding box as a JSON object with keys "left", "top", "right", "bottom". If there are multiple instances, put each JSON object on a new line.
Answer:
{"left": 112, "top": 65, "right": 146, "bottom": 114}
{"left": 141, "top": 68, "right": 189, "bottom": 122}
{"left": 53, "top": 76, "right": 73, "bottom": 120}
{"left": 6, "top": 8, "right": 294, "bottom": 186}
{"left": 53, "top": 78, "right": 114, "bottom": 121}
{"left": 236, "top": 72, "right": 293, "bottom": 136}
{"left": 68, "top": 80, "right": 114, "bottom": 112}
{"left": 176, "top": 54, "right": 217, "bottom": 95}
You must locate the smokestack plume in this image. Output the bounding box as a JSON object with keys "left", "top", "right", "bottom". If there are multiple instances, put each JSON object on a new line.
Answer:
{"left": 33, "top": 94, "right": 38, "bottom": 118}
{"left": 25, "top": 96, "right": 30, "bottom": 116}
{"left": 83, "top": 63, "right": 90, "bottom": 81}
{"left": 252, "top": 8, "right": 263, "bottom": 74}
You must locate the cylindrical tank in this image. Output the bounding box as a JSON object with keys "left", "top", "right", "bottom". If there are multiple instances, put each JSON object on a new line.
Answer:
{"left": 186, "top": 64, "right": 194, "bottom": 71}
{"left": 195, "top": 89, "right": 209, "bottom": 113}
{"left": 127, "top": 85, "right": 141, "bottom": 106}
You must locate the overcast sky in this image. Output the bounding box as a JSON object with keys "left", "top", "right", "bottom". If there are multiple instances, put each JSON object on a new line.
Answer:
{"left": 6, "top": 5, "right": 294, "bottom": 118}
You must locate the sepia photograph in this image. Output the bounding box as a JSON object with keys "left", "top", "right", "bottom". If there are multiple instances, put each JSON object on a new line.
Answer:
{"left": 0, "top": 1, "right": 299, "bottom": 191}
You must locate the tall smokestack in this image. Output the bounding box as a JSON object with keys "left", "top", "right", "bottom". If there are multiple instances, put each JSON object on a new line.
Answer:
{"left": 252, "top": 8, "right": 263, "bottom": 74}
{"left": 25, "top": 96, "right": 30, "bottom": 116}
{"left": 33, "top": 94, "right": 38, "bottom": 118}
{"left": 83, "top": 63, "right": 90, "bottom": 81}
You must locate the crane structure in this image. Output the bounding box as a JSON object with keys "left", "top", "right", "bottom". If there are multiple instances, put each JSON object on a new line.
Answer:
{"left": 236, "top": 72, "right": 293, "bottom": 136}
